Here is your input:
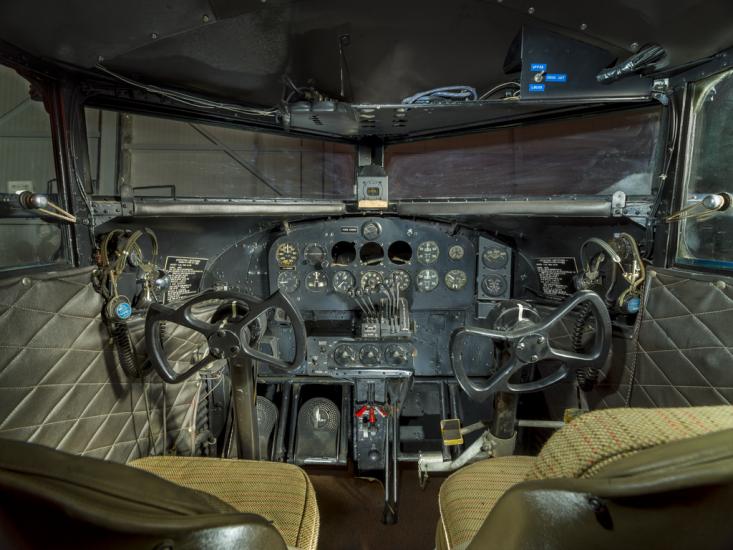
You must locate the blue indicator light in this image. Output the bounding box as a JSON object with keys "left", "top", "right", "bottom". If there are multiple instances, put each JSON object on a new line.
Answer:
{"left": 528, "top": 84, "right": 545, "bottom": 92}
{"left": 115, "top": 302, "right": 132, "bottom": 320}
{"left": 530, "top": 63, "right": 547, "bottom": 72}
{"left": 546, "top": 73, "right": 568, "bottom": 82}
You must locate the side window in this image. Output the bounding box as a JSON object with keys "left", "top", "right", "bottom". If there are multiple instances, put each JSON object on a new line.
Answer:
{"left": 0, "top": 65, "right": 66, "bottom": 270}
{"left": 676, "top": 69, "right": 733, "bottom": 269}
{"left": 84, "top": 108, "right": 355, "bottom": 199}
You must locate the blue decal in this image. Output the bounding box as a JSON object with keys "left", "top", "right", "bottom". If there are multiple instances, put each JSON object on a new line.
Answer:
{"left": 546, "top": 73, "right": 568, "bottom": 83}
{"left": 115, "top": 302, "right": 132, "bottom": 320}
{"left": 528, "top": 83, "right": 545, "bottom": 92}
{"left": 530, "top": 63, "right": 547, "bottom": 72}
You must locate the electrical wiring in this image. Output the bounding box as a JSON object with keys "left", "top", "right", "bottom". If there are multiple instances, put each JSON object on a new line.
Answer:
{"left": 401, "top": 85, "right": 478, "bottom": 104}
{"left": 478, "top": 81, "right": 520, "bottom": 100}
{"left": 95, "top": 63, "right": 279, "bottom": 117}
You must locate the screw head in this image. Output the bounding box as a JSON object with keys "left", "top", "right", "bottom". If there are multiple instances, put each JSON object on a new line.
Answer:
{"left": 517, "top": 342, "right": 526, "bottom": 351}
{"left": 530, "top": 354, "right": 539, "bottom": 362}
{"left": 537, "top": 336, "right": 546, "bottom": 345}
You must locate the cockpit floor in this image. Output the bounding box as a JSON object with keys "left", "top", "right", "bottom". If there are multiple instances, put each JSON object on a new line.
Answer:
{"left": 309, "top": 465, "right": 443, "bottom": 550}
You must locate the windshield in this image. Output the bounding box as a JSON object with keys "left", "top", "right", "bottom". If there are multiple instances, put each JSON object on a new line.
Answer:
{"left": 386, "top": 108, "right": 661, "bottom": 199}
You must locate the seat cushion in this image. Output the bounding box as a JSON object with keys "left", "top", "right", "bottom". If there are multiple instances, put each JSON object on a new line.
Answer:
{"left": 437, "top": 456, "right": 536, "bottom": 550}
{"left": 529, "top": 405, "right": 733, "bottom": 480}
{"left": 130, "top": 456, "right": 319, "bottom": 550}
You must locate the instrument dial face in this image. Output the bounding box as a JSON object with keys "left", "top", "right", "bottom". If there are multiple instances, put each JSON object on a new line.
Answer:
{"left": 387, "top": 270, "right": 411, "bottom": 291}
{"left": 304, "top": 244, "right": 326, "bottom": 266}
{"left": 361, "top": 221, "right": 382, "bottom": 240}
{"left": 277, "top": 271, "right": 299, "bottom": 293}
{"left": 305, "top": 271, "right": 328, "bottom": 292}
{"left": 359, "top": 344, "right": 381, "bottom": 365}
{"left": 482, "top": 246, "right": 508, "bottom": 269}
{"left": 448, "top": 244, "right": 465, "bottom": 261}
{"left": 334, "top": 344, "right": 357, "bottom": 366}
{"left": 385, "top": 344, "right": 408, "bottom": 365}
{"left": 276, "top": 242, "right": 299, "bottom": 268}
{"left": 482, "top": 274, "right": 507, "bottom": 297}
{"left": 360, "top": 271, "right": 383, "bottom": 292}
{"left": 416, "top": 241, "right": 440, "bottom": 265}
{"left": 444, "top": 269, "right": 468, "bottom": 291}
{"left": 333, "top": 270, "right": 356, "bottom": 293}
{"left": 416, "top": 269, "right": 439, "bottom": 292}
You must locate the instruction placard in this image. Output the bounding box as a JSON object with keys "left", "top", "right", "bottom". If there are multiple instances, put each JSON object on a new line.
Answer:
{"left": 164, "top": 256, "right": 208, "bottom": 303}
{"left": 535, "top": 257, "right": 577, "bottom": 298}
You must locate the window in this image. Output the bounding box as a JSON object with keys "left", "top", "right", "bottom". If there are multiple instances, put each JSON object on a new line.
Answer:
{"left": 385, "top": 108, "right": 661, "bottom": 199}
{"left": 85, "top": 109, "right": 356, "bottom": 199}
{"left": 676, "top": 69, "right": 733, "bottom": 270}
{"left": 0, "top": 65, "right": 65, "bottom": 270}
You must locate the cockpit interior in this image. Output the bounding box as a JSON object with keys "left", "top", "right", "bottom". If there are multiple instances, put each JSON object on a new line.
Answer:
{"left": 1, "top": 2, "right": 733, "bottom": 549}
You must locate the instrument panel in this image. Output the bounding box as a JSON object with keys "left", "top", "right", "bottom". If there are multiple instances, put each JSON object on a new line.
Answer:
{"left": 268, "top": 218, "right": 479, "bottom": 311}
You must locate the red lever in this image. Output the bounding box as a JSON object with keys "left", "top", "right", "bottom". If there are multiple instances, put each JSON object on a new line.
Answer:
{"left": 355, "top": 405, "right": 388, "bottom": 424}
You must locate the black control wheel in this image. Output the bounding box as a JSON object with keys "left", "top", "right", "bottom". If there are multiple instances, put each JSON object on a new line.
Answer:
{"left": 450, "top": 290, "right": 612, "bottom": 401}
{"left": 145, "top": 289, "right": 306, "bottom": 383}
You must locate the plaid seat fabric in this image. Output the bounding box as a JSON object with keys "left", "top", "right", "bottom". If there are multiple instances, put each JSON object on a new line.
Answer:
{"left": 438, "top": 405, "right": 733, "bottom": 549}
{"left": 130, "top": 456, "right": 319, "bottom": 550}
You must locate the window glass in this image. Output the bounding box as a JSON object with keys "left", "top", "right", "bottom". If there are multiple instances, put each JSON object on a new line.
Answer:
{"left": 676, "top": 69, "right": 733, "bottom": 269}
{"left": 85, "top": 108, "right": 356, "bottom": 199}
{"left": 386, "top": 108, "right": 661, "bottom": 198}
{"left": 0, "top": 65, "right": 65, "bottom": 269}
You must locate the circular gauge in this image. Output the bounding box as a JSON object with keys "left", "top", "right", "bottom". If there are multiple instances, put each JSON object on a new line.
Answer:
{"left": 361, "top": 221, "right": 382, "bottom": 240}
{"left": 416, "top": 269, "right": 439, "bottom": 292}
{"left": 482, "top": 246, "right": 509, "bottom": 269}
{"left": 277, "top": 271, "right": 299, "bottom": 293}
{"left": 482, "top": 274, "right": 507, "bottom": 297}
{"left": 387, "top": 270, "right": 411, "bottom": 291}
{"left": 385, "top": 344, "right": 408, "bottom": 366}
{"left": 304, "top": 244, "right": 326, "bottom": 266}
{"left": 333, "top": 270, "right": 356, "bottom": 293}
{"left": 448, "top": 244, "right": 465, "bottom": 261}
{"left": 416, "top": 241, "right": 440, "bottom": 265}
{"left": 305, "top": 271, "right": 329, "bottom": 293}
{"left": 359, "top": 344, "right": 381, "bottom": 365}
{"left": 444, "top": 269, "right": 468, "bottom": 291}
{"left": 275, "top": 242, "right": 298, "bottom": 268}
{"left": 334, "top": 344, "right": 357, "bottom": 366}
{"left": 360, "top": 271, "right": 384, "bottom": 291}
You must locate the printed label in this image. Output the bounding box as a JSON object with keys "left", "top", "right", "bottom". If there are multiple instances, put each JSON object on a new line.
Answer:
{"left": 530, "top": 63, "right": 547, "bottom": 72}
{"left": 528, "top": 83, "right": 545, "bottom": 92}
{"left": 164, "top": 256, "right": 208, "bottom": 303}
{"left": 535, "top": 257, "right": 578, "bottom": 297}
{"left": 546, "top": 73, "right": 568, "bottom": 83}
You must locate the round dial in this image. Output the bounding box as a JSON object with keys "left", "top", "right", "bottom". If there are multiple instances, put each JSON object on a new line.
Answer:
{"left": 277, "top": 271, "right": 299, "bottom": 293}
{"left": 448, "top": 244, "right": 465, "bottom": 261}
{"left": 334, "top": 344, "right": 357, "bottom": 366}
{"left": 304, "top": 244, "right": 326, "bottom": 266}
{"left": 416, "top": 241, "right": 440, "bottom": 265}
{"left": 444, "top": 269, "right": 468, "bottom": 291}
{"left": 385, "top": 344, "right": 408, "bottom": 366}
{"left": 361, "top": 221, "right": 382, "bottom": 240}
{"left": 387, "top": 270, "right": 411, "bottom": 292}
{"left": 482, "top": 274, "right": 507, "bottom": 297}
{"left": 416, "top": 269, "right": 439, "bottom": 292}
{"left": 305, "top": 271, "right": 328, "bottom": 293}
{"left": 275, "top": 242, "right": 298, "bottom": 268}
{"left": 482, "top": 246, "right": 508, "bottom": 269}
{"left": 359, "top": 345, "right": 381, "bottom": 365}
{"left": 360, "top": 271, "right": 383, "bottom": 292}
{"left": 332, "top": 270, "right": 356, "bottom": 293}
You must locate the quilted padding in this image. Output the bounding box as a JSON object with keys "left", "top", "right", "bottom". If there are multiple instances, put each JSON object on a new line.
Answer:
{"left": 0, "top": 268, "right": 209, "bottom": 463}
{"left": 528, "top": 405, "right": 733, "bottom": 479}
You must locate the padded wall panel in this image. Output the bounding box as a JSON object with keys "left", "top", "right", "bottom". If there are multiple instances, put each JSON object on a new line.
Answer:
{"left": 0, "top": 268, "right": 208, "bottom": 463}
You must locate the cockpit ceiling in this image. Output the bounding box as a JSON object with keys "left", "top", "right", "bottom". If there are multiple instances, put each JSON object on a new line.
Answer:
{"left": 1, "top": 0, "right": 732, "bottom": 107}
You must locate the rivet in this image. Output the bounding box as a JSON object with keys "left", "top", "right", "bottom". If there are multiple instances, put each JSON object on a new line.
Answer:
{"left": 528, "top": 6, "right": 535, "bottom": 14}
{"left": 151, "top": 32, "right": 159, "bottom": 40}
{"left": 713, "top": 280, "right": 726, "bottom": 289}
{"left": 630, "top": 42, "right": 639, "bottom": 52}
{"left": 580, "top": 23, "right": 588, "bottom": 31}
{"left": 21, "top": 277, "right": 31, "bottom": 287}
{"left": 202, "top": 14, "right": 210, "bottom": 23}
{"left": 530, "top": 354, "right": 539, "bottom": 362}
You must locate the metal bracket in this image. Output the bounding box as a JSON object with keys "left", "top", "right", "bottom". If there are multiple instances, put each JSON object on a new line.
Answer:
{"left": 611, "top": 191, "right": 626, "bottom": 217}
{"left": 119, "top": 183, "right": 134, "bottom": 217}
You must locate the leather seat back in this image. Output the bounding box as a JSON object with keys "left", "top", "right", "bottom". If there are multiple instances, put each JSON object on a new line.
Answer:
{"left": 0, "top": 439, "right": 286, "bottom": 549}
